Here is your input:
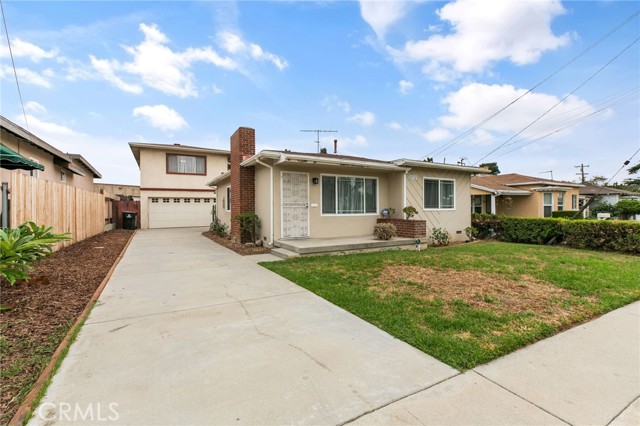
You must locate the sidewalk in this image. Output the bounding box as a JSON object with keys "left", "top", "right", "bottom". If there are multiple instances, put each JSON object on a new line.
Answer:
{"left": 28, "top": 228, "right": 639, "bottom": 425}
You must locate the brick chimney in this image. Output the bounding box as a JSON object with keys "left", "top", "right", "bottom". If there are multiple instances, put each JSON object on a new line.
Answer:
{"left": 230, "top": 127, "right": 255, "bottom": 243}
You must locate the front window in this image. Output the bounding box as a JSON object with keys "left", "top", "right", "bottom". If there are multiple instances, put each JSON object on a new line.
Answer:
{"left": 225, "top": 186, "right": 231, "bottom": 211}
{"left": 571, "top": 194, "right": 577, "bottom": 210}
{"left": 424, "top": 178, "right": 455, "bottom": 210}
{"left": 322, "top": 175, "right": 377, "bottom": 215}
{"left": 471, "top": 195, "right": 483, "bottom": 214}
{"left": 557, "top": 193, "right": 564, "bottom": 211}
{"left": 166, "top": 154, "right": 206, "bottom": 175}
{"left": 543, "top": 193, "right": 553, "bottom": 217}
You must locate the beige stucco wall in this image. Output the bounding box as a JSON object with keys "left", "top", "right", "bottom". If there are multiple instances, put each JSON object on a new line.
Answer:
{"left": 405, "top": 168, "right": 473, "bottom": 243}
{"left": 496, "top": 187, "right": 581, "bottom": 218}
{"left": 254, "top": 166, "right": 272, "bottom": 243}
{"left": 213, "top": 178, "right": 232, "bottom": 232}
{"left": 1, "top": 130, "right": 96, "bottom": 191}
{"left": 138, "top": 148, "right": 227, "bottom": 229}
{"left": 268, "top": 163, "right": 392, "bottom": 240}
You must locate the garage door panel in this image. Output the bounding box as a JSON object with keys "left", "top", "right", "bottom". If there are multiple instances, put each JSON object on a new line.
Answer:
{"left": 148, "top": 199, "right": 213, "bottom": 228}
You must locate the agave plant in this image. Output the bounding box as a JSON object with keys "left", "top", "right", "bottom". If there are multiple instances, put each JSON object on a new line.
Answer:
{"left": 0, "top": 222, "right": 70, "bottom": 285}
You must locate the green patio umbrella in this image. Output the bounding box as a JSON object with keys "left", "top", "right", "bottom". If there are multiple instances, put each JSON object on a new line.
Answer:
{"left": 0, "top": 144, "right": 45, "bottom": 171}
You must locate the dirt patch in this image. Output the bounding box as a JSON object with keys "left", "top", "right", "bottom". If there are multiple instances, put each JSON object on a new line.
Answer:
{"left": 202, "top": 231, "right": 270, "bottom": 256}
{"left": 374, "top": 265, "right": 591, "bottom": 323}
{"left": 0, "top": 230, "right": 133, "bottom": 426}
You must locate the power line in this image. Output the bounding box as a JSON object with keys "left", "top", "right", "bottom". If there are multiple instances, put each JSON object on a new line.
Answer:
{"left": 473, "top": 36, "right": 640, "bottom": 166}
{"left": 422, "top": 8, "right": 640, "bottom": 160}
{"left": 0, "top": 0, "right": 32, "bottom": 153}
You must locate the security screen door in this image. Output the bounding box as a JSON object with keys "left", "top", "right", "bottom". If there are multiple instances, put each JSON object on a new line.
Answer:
{"left": 281, "top": 172, "right": 309, "bottom": 238}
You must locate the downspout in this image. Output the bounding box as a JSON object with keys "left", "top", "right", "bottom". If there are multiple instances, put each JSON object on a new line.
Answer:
{"left": 402, "top": 169, "right": 410, "bottom": 209}
{"left": 255, "top": 158, "right": 274, "bottom": 246}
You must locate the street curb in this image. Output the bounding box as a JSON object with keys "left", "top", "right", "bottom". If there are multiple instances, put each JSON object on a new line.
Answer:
{"left": 9, "top": 230, "right": 137, "bottom": 426}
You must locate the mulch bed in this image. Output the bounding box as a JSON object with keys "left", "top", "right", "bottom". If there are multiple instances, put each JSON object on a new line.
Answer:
{"left": 202, "top": 231, "right": 270, "bottom": 256}
{"left": 0, "top": 229, "right": 133, "bottom": 426}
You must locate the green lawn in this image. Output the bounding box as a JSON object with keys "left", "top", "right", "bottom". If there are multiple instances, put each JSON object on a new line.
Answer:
{"left": 261, "top": 242, "right": 640, "bottom": 370}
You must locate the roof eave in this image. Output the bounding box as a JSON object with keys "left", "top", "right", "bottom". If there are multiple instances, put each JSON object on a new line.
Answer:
{"left": 394, "top": 159, "right": 491, "bottom": 174}
{"left": 244, "top": 151, "right": 406, "bottom": 171}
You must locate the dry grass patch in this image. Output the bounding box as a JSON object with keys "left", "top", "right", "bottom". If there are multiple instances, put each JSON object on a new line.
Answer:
{"left": 374, "top": 265, "right": 591, "bottom": 324}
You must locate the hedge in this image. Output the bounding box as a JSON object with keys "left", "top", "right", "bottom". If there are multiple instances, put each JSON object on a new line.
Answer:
{"left": 551, "top": 210, "right": 580, "bottom": 219}
{"left": 471, "top": 214, "right": 640, "bottom": 254}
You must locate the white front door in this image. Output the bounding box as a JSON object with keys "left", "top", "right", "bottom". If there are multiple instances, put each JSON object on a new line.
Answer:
{"left": 281, "top": 172, "right": 309, "bottom": 238}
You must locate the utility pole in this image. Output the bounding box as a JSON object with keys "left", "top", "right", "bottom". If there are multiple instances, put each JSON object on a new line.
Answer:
{"left": 300, "top": 129, "right": 337, "bottom": 153}
{"left": 575, "top": 163, "right": 589, "bottom": 183}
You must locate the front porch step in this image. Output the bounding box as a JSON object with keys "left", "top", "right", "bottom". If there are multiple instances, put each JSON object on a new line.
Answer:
{"left": 270, "top": 247, "right": 300, "bottom": 260}
{"left": 274, "top": 238, "right": 415, "bottom": 255}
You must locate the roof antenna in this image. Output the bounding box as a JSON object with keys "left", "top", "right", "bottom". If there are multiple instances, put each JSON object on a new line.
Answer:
{"left": 300, "top": 129, "right": 337, "bottom": 153}
{"left": 539, "top": 170, "right": 554, "bottom": 180}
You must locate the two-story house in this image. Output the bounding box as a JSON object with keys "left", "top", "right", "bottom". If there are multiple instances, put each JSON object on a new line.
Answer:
{"left": 129, "top": 142, "right": 230, "bottom": 229}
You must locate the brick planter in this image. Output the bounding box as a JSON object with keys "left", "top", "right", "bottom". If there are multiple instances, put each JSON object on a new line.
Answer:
{"left": 377, "top": 218, "right": 427, "bottom": 238}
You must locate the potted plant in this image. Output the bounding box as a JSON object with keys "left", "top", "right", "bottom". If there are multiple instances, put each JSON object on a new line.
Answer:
{"left": 402, "top": 205, "right": 418, "bottom": 220}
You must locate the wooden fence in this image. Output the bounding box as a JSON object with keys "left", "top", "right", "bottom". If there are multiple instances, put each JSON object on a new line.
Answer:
{"left": 7, "top": 171, "right": 105, "bottom": 248}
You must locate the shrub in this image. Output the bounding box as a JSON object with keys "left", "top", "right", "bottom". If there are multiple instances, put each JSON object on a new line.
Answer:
{"left": 430, "top": 227, "right": 451, "bottom": 246}
{"left": 590, "top": 203, "right": 617, "bottom": 218}
{"left": 403, "top": 205, "right": 418, "bottom": 220}
{"left": 615, "top": 199, "right": 640, "bottom": 217}
{"left": 562, "top": 220, "right": 640, "bottom": 254}
{"left": 471, "top": 214, "right": 640, "bottom": 254}
{"left": 464, "top": 226, "right": 478, "bottom": 241}
{"left": 233, "top": 213, "right": 261, "bottom": 243}
{"left": 552, "top": 210, "right": 580, "bottom": 219}
{"left": 0, "top": 222, "right": 70, "bottom": 285}
{"left": 373, "top": 223, "right": 397, "bottom": 240}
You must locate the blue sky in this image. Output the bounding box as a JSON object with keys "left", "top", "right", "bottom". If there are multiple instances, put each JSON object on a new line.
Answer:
{"left": 1, "top": 0, "right": 638, "bottom": 185}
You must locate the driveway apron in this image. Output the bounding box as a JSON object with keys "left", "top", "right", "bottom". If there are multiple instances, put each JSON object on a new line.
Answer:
{"left": 28, "top": 228, "right": 457, "bottom": 425}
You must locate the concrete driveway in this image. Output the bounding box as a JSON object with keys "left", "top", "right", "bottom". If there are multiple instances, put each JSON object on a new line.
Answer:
{"left": 28, "top": 228, "right": 457, "bottom": 425}
{"left": 28, "top": 228, "right": 639, "bottom": 425}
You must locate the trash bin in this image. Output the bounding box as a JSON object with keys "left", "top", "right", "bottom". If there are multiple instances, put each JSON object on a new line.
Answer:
{"left": 122, "top": 211, "right": 137, "bottom": 230}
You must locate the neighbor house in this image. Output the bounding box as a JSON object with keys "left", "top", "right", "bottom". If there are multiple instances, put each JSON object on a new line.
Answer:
{"left": 470, "top": 173, "right": 582, "bottom": 218}
{"left": 579, "top": 185, "right": 640, "bottom": 219}
{"left": 1, "top": 115, "right": 102, "bottom": 190}
{"left": 208, "top": 127, "right": 489, "bottom": 246}
{"left": 129, "top": 142, "right": 230, "bottom": 229}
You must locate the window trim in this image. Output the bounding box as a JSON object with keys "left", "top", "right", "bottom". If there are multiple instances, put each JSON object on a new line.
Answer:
{"left": 225, "top": 186, "right": 231, "bottom": 212}
{"left": 166, "top": 153, "right": 207, "bottom": 176}
{"left": 320, "top": 173, "right": 379, "bottom": 216}
{"left": 423, "top": 177, "right": 456, "bottom": 210}
{"left": 543, "top": 192, "right": 553, "bottom": 218}
{"left": 557, "top": 192, "right": 564, "bottom": 211}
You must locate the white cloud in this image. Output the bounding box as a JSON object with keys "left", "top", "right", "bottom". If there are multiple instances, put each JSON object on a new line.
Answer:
{"left": 386, "top": 121, "right": 402, "bottom": 130}
{"left": 133, "top": 104, "right": 188, "bottom": 132}
{"left": 321, "top": 95, "right": 351, "bottom": 113}
{"left": 90, "top": 23, "right": 237, "bottom": 98}
{"left": 433, "top": 83, "right": 596, "bottom": 142}
{"left": 389, "top": 0, "right": 571, "bottom": 81}
{"left": 0, "top": 65, "right": 52, "bottom": 88}
{"left": 25, "top": 101, "right": 47, "bottom": 114}
{"left": 89, "top": 55, "right": 143, "bottom": 94}
{"left": 348, "top": 111, "right": 376, "bottom": 126}
{"left": 0, "top": 37, "right": 58, "bottom": 62}
{"left": 359, "top": 0, "right": 412, "bottom": 39}
{"left": 422, "top": 127, "right": 453, "bottom": 142}
{"left": 341, "top": 134, "right": 368, "bottom": 148}
{"left": 398, "top": 79, "right": 414, "bottom": 94}
{"left": 19, "top": 114, "right": 140, "bottom": 184}
{"left": 216, "top": 31, "right": 288, "bottom": 70}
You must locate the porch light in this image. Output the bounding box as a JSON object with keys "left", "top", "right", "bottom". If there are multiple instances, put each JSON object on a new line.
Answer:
{"left": 312, "top": 177, "right": 319, "bottom": 185}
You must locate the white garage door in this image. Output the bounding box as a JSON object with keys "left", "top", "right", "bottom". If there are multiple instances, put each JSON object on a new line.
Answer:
{"left": 148, "top": 197, "right": 214, "bottom": 229}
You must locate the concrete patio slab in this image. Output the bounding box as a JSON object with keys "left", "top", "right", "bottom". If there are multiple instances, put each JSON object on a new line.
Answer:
{"left": 610, "top": 397, "right": 640, "bottom": 426}
{"left": 349, "top": 371, "right": 567, "bottom": 425}
{"left": 28, "top": 228, "right": 458, "bottom": 426}
{"left": 475, "top": 301, "right": 640, "bottom": 426}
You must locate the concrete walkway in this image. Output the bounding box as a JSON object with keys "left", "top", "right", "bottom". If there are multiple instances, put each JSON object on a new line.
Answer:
{"left": 29, "top": 228, "right": 639, "bottom": 425}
